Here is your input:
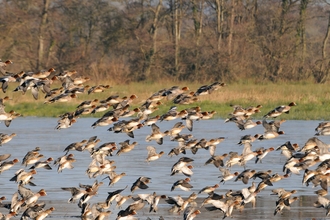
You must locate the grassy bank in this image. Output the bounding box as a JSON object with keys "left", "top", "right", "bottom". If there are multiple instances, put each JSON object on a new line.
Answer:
{"left": 4, "top": 81, "right": 330, "bottom": 120}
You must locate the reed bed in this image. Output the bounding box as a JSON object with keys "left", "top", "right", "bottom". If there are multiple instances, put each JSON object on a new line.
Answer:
{"left": 3, "top": 81, "right": 330, "bottom": 120}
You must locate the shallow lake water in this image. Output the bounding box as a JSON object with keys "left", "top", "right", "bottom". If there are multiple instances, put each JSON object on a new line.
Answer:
{"left": 0, "top": 117, "right": 330, "bottom": 219}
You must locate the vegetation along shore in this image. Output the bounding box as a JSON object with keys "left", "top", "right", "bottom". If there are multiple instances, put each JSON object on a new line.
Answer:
{"left": 2, "top": 79, "right": 330, "bottom": 120}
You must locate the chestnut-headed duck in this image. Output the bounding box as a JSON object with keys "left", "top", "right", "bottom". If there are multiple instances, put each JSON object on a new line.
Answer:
{"left": 87, "top": 84, "right": 111, "bottom": 94}
{"left": 255, "top": 147, "right": 275, "bottom": 163}
{"left": 257, "top": 130, "right": 285, "bottom": 140}
{"left": 219, "top": 168, "right": 239, "bottom": 184}
{"left": 276, "top": 141, "right": 299, "bottom": 159}
{"left": 171, "top": 178, "right": 193, "bottom": 192}
{"left": 201, "top": 110, "right": 217, "bottom": 120}
{"left": 315, "top": 125, "right": 330, "bottom": 136}
{"left": 145, "top": 124, "right": 169, "bottom": 145}
{"left": 173, "top": 92, "right": 198, "bottom": 105}
{"left": 314, "top": 196, "right": 330, "bottom": 216}
{"left": 35, "top": 206, "right": 55, "bottom": 220}
{"left": 29, "top": 157, "right": 53, "bottom": 170}
{"left": 235, "top": 169, "right": 256, "bottom": 184}
{"left": 0, "top": 75, "right": 17, "bottom": 93}
{"left": 198, "top": 184, "right": 219, "bottom": 194}
{"left": 166, "top": 122, "right": 186, "bottom": 137}
{"left": 0, "top": 60, "right": 13, "bottom": 75}
{"left": 194, "top": 82, "right": 226, "bottom": 96}
{"left": 32, "top": 68, "right": 56, "bottom": 79}
{"left": 183, "top": 206, "right": 201, "bottom": 220}
{"left": 237, "top": 134, "right": 259, "bottom": 145}
{"left": 91, "top": 117, "right": 118, "bottom": 129}
{"left": 0, "top": 158, "right": 19, "bottom": 174}
{"left": 61, "top": 187, "right": 89, "bottom": 203}
{"left": 236, "top": 119, "right": 262, "bottom": 130}
{"left": 160, "top": 106, "right": 179, "bottom": 122}
{"left": 130, "top": 176, "right": 151, "bottom": 192}
{"left": 57, "top": 154, "right": 76, "bottom": 173}
{"left": 103, "top": 171, "right": 126, "bottom": 187}
{"left": 0, "top": 133, "right": 16, "bottom": 146}
{"left": 63, "top": 140, "right": 87, "bottom": 155}
{"left": 116, "top": 140, "right": 138, "bottom": 156}
{"left": 162, "top": 86, "right": 190, "bottom": 100}
{"left": 44, "top": 93, "right": 77, "bottom": 104}
{"left": 91, "top": 103, "right": 111, "bottom": 114}
{"left": 120, "top": 107, "right": 140, "bottom": 118}
{"left": 145, "top": 146, "right": 164, "bottom": 163}
{"left": 22, "top": 147, "right": 43, "bottom": 167}
{"left": 83, "top": 137, "right": 101, "bottom": 152}
{"left": 77, "top": 99, "right": 99, "bottom": 109}
{"left": 263, "top": 102, "right": 297, "bottom": 118}
{"left": 22, "top": 189, "right": 47, "bottom": 208}
{"left": 171, "top": 157, "right": 194, "bottom": 177}
{"left": 72, "top": 76, "right": 90, "bottom": 85}
{"left": 205, "top": 153, "right": 228, "bottom": 168}
{"left": 116, "top": 209, "right": 137, "bottom": 220}
{"left": 116, "top": 195, "right": 133, "bottom": 209}
{"left": 142, "top": 115, "right": 160, "bottom": 126}
{"left": 15, "top": 169, "right": 38, "bottom": 185}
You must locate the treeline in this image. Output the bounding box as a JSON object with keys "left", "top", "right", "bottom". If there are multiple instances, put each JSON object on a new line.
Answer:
{"left": 0, "top": 0, "right": 329, "bottom": 83}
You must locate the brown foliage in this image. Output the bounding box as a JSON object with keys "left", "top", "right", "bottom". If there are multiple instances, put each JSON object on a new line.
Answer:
{"left": 0, "top": 0, "right": 329, "bottom": 83}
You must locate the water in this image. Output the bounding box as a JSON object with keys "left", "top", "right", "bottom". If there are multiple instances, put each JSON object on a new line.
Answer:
{"left": 0, "top": 117, "right": 329, "bottom": 219}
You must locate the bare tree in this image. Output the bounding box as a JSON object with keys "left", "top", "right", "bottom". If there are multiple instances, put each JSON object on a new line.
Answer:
{"left": 0, "top": 0, "right": 329, "bottom": 83}
{"left": 228, "top": 0, "right": 236, "bottom": 56}
{"left": 36, "top": 0, "right": 50, "bottom": 70}
{"left": 296, "top": 0, "right": 309, "bottom": 62}
{"left": 311, "top": 11, "right": 330, "bottom": 83}
{"left": 174, "top": 0, "right": 182, "bottom": 76}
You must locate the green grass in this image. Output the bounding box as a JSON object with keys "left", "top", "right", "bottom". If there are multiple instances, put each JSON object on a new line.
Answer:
{"left": 3, "top": 81, "right": 330, "bottom": 120}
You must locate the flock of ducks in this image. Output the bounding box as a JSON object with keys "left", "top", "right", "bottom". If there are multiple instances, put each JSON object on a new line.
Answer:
{"left": 0, "top": 60, "right": 329, "bottom": 219}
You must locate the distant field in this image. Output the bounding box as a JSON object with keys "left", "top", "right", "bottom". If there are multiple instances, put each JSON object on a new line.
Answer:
{"left": 4, "top": 81, "right": 330, "bottom": 120}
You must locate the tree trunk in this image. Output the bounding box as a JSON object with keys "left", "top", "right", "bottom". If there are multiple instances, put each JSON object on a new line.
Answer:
{"left": 322, "top": 12, "right": 330, "bottom": 60}
{"left": 215, "top": 0, "right": 223, "bottom": 51}
{"left": 143, "top": 0, "right": 163, "bottom": 78}
{"left": 192, "top": 0, "right": 204, "bottom": 80}
{"left": 228, "top": 0, "right": 236, "bottom": 56}
{"left": 280, "top": 0, "right": 289, "bottom": 35}
{"left": 36, "top": 0, "right": 50, "bottom": 70}
{"left": 313, "top": 12, "right": 330, "bottom": 83}
{"left": 174, "top": 0, "right": 181, "bottom": 75}
{"left": 296, "top": 0, "right": 309, "bottom": 62}
{"left": 253, "top": 0, "right": 258, "bottom": 18}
